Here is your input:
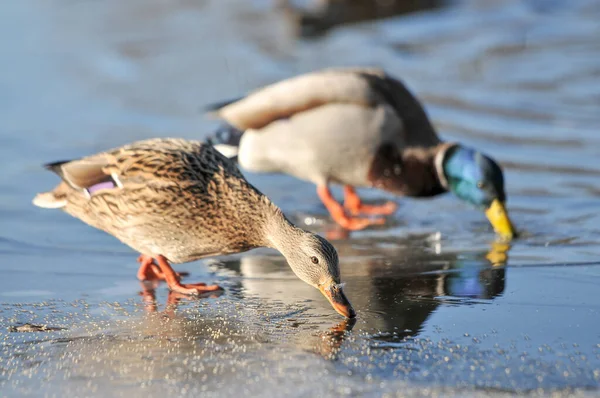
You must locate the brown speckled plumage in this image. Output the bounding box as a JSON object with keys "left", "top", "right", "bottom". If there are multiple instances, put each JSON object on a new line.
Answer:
{"left": 33, "top": 138, "right": 355, "bottom": 318}
{"left": 44, "top": 138, "right": 277, "bottom": 263}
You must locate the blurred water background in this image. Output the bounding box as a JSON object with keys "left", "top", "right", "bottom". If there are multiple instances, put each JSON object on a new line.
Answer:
{"left": 1, "top": 0, "right": 600, "bottom": 396}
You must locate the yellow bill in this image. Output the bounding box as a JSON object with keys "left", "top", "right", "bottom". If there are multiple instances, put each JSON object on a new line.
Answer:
{"left": 485, "top": 199, "right": 516, "bottom": 240}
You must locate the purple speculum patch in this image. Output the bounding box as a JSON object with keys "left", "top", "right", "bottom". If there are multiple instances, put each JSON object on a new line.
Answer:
{"left": 86, "top": 181, "right": 116, "bottom": 195}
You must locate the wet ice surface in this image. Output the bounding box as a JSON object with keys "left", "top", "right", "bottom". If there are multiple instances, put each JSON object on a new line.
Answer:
{"left": 2, "top": 251, "right": 600, "bottom": 397}
{"left": 2, "top": 0, "right": 600, "bottom": 396}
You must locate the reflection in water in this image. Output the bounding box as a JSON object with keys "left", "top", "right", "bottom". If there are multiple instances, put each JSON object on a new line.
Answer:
{"left": 138, "top": 281, "right": 223, "bottom": 319}
{"left": 486, "top": 241, "right": 510, "bottom": 266}
{"left": 137, "top": 282, "right": 354, "bottom": 360}
{"left": 0, "top": 288, "right": 359, "bottom": 396}
{"left": 278, "top": 0, "right": 444, "bottom": 37}
{"left": 215, "top": 236, "right": 509, "bottom": 343}
{"left": 312, "top": 318, "right": 356, "bottom": 360}
{"left": 5, "top": 240, "right": 508, "bottom": 397}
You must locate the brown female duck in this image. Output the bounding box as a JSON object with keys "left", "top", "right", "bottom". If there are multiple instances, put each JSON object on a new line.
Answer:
{"left": 207, "top": 68, "right": 516, "bottom": 239}
{"left": 33, "top": 138, "right": 354, "bottom": 318}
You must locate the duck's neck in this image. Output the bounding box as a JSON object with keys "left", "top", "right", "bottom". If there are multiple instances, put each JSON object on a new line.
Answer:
{"left": 431, "top": 142, "right": 457, "bottom": 191}
{"left": 398, "top": 142, "right": 456, "bottom": 197}
{"left": 261, "top": 205, "right": 302, "bottom": 255}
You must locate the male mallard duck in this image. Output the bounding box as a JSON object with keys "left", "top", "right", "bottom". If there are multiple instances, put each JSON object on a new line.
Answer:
{"left": 33, "top": 138, "right": 355, "bottom": 318}
{"left": 207, "top": 68, "right": 516, "bottom": 239}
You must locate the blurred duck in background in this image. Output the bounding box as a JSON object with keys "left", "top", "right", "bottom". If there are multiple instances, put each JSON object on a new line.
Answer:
{"left": 206, "top": 68, "right": 516, "bottom": 240}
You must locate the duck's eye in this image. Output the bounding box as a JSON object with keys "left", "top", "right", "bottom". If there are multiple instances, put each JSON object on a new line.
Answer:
{"left": 476, "top": 181, "right": 485, "bottom": 189}
{"left": 310, "top": 256, "right": 319, "bottom": 264}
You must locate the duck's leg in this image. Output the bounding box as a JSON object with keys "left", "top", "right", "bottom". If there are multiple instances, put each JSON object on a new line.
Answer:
{"left": 153, "top": 255, "right": 222, "bottom": 295}
{"left": 317, "top": 184, "right": 385, "bottom": 230}
{"left": 136, "top": 255, "right": 189, "bottom": 281}
{"left": 343, "top": 186, "right": 397, "bottom": 216}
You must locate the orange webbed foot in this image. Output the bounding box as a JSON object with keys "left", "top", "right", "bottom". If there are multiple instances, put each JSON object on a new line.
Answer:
{"left": 137, "top": 255, "right": 189, "bottom": 282}
{"left": 154, "top": 255, "right": 223, "bottom": 295}
{"left": 346, "top": 201, "right": 397, "bottom": 216}
{"left": 336, "top": 214, "right": 385, "bottom": 231}
{"left": 317, "top": 184, "right": 387, "bottom": 231}
{"left": 136, "top": 254, "right": 223, "bottom": 295}
{"left": 343, "top": 186, "right": 397, "bottom": 216}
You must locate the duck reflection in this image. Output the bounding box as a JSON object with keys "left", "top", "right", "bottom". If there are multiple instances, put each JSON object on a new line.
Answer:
{"left": 213, "top": 237, "right": 509, "bottom": 343}
{"left": 137, "top": 282, "right": 354, "bottom": 359}
{"left": 310, "top": 317, "right": 356, "bottom": 359}
{"left": 16, "top": 294, "right": 356, "bottom": 395}
{"left": 138, "top": 280, "right": 223, "bottom": 319}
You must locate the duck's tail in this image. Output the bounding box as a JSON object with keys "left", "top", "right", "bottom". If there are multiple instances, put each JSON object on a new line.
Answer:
{"left": 207, "top": 123, "right": 244, "bottom": 162}
{"left": 33, "top": 191, "right": 67, "bottom": 209}
{"left": 32, "top": 160, "right": 73, "bottom": 209}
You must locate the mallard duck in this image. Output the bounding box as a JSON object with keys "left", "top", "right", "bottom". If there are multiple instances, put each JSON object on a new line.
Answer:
{"left": 33, "top": 138, "right": 355, "bottom": 318}
{"left": 207, "top": 67, "right": 516, "bottom": 239}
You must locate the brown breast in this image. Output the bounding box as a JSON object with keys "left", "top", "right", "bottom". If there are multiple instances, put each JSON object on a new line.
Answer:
{"left": 367, "top": 142, "right": 446, "bottom": 198}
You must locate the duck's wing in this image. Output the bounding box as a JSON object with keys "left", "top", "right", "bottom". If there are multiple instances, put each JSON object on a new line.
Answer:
{"left": 104, "top": 138, "right": 243, "bottom": 184}
{"left": 206, "top": 68, "right": 392, "bottom": 130}
{"left": 44, "top": 156, "right": 116, "bottom": 190}
{"left": 33, "top": 152, "right": 118, "bottom": 209}
{"left": 356, "top": 71, "right": 439, "bottom": 147}
{"left": 33, "top": 138, "right": 242, "bottom": 208}
{"left": 207, "top": 68, "right": 435, "bottom": 134}
{"left": 207, "top": 68, "right": 439, "bottom": 146}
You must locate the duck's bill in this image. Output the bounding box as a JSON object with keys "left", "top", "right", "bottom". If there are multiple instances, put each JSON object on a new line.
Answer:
{"left": 485, "top": 199, "right": 516, "bottom": 240}
{"left": 319, "top": 284, "right": 356, "bottom": 319}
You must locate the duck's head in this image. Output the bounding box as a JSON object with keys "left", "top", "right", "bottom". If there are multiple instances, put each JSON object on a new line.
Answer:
{"left": 440, "top": 145, "right": 516, "bottom": 240}
{"left": 284, "top": 232, "right": 356, "bottom": 319}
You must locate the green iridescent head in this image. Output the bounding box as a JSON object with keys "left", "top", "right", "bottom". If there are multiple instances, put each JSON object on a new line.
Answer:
{"left": 441, "top": 145, "right": 516, "bottom": 239}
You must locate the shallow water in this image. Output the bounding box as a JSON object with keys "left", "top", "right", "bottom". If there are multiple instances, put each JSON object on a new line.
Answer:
{"left": 1, "top": 0, "right": 600, "bottom": 396}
